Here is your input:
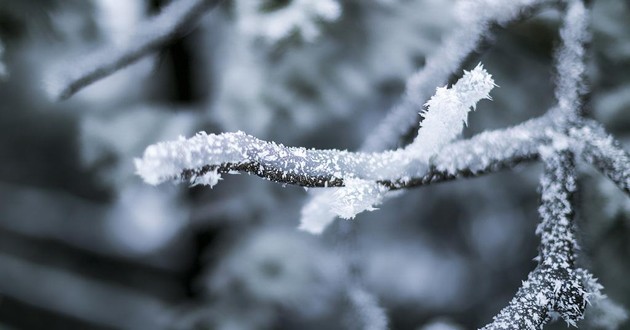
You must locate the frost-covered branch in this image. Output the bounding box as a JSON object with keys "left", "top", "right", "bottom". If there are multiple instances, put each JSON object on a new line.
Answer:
{"left": 571, "top": 120, "right": 630, "bottom": 195}
{"left": 363, "top": 0, "right": 549, "bottom": 152}
{"left": 47, "top": 0, "right": 221, "bottom": 100}
{"left": 553, "top": 0, "right": 589, "bottom": 122}
{"left": 481, "top": 148, "right": 601, "bottom": 330}
{"left": 135, "top": 115, "right": 548, "bottom": 189}
{"left": 136, "top": 65, "right": 527, "bottom": 195}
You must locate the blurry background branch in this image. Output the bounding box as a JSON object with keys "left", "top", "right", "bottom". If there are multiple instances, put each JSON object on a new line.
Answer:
{"left": 47, "top": 0, "right": 221, "bottom": 100}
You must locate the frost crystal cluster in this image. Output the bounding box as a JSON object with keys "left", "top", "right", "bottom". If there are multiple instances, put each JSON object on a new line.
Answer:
{"left": 49, "top": 0, "right": 630, "bottom": 328}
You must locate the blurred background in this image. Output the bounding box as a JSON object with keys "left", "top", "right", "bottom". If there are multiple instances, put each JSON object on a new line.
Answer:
{"left": 0, "top": 0, "right": 628, "bottom": 329}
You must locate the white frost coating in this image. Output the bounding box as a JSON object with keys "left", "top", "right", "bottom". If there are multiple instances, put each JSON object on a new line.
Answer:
{"left": 298, "top": 190, "right": 338, "bottom": 234}
{"left": 300, "top": 0, "right": 546, "bottom": 234}
{"left": 482, "top": 150, "right": 602, "bottom": 330}
{"left": 189, "top": 168, "right": 222, "bottom": 188}
{"left": 408, "top": 63, "right": 495, "bottom": 158}
{"left": 570, "top": 122, "right": 630, "bottom": 194}
{"left": 554, "top": 0, "right": 589, "bottom": 119}
{"left": 300, "top": 64, "right": 495, "bottom": 232}
{"left": 363, "top": 0, "right": 545, "bottom": 152}
{"left": 329, "top": 178, "right": 389, "bottom": 219}
{"left": 236, "top": 0, "right": 341, "bottom": 43}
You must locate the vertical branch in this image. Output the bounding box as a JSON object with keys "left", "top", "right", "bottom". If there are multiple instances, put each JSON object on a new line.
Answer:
{"left": 481, "top": 147, "right": 599, "bottom": 329}
{"left": 553, "top": 0, "right": 589, "bottom": 122}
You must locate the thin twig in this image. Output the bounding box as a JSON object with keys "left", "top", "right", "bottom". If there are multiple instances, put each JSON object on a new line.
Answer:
{"left": 572, "top": 120, "right": 630, "bottom": 195}
{"left": 136, "top": 115, "right": 551, "bottom": 188}
{"left": 49, "top": 0, "right": 221, "bottom": 100}
{"left": 481, "top": 148, "right": 599, "bottom": 329}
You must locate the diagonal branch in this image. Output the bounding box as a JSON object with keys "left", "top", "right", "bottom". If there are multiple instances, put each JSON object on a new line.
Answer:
{"left": 571, "top": 120, "right": 630, "bottom": 195}
{"left": 48, "top": 0, "right": 221, "bottom": 100}
{"left": 481, "top": 147, "right": 600, "bottom": 330}
{"left": 362, "top": 0, "right": 550, "bottom": 152}
{"left": 135, "top": 115, "right": 551, "bottom": 188}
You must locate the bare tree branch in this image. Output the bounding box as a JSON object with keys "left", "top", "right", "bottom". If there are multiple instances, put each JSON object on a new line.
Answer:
{"left": 48, "top": 0, "right": 221, "bottom": 100}
{"left": 572, "top": 120, "right": 630, "bottom": 195}
{"left": 481, "top": 148, "right": 600, "bottom": 330}
{"left": 136, "top": 116, "right": 551, "bottom": 188}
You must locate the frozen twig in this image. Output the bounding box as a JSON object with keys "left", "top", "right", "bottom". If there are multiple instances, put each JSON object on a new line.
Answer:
{"left": 362, "top": 0, "right": 549, "bottom": 152}
{"left": 571, "top": 120, "right": 630, "bottom": 195}
{"left": 48, "top": 0, "right": 221, "bottom": 100}
{"left": 553, "top": 0, "right": 589, "bottom": 122}
{"left": 481, "top": 148, "right": 601, "bottom": 330}
{"left": 303, "top": 0, "right": 551, "bottom": 232}
{"left": 135, "top": 115, "right": 550, "bottom": 188}
{"left": 136, "top": 65, "right": 532, "bottom": 194}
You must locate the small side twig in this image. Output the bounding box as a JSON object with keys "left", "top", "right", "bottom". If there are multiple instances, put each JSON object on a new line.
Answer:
{"left": 572, "top": 120, "right": 630, "bottom": 195}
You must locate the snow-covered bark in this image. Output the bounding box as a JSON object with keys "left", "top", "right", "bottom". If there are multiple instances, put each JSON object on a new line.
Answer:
{"left": 571, "top": 120, "right": 630, "bottom": 195}
{"left": 362, "top": 0, "right": 549, "bottom": 152}
{"left": 135, "top": 114, "right": 548, "bottom": 189}
{"left": 46, "top": 0, "right": 221, "bottom": 100}
{"left": 481, "top": 148, "right": 602, "bottom": 330}
{"left": 553, "top": 0, "right": 589, "bottom": 122}
{"left": 301, "top": 0, "right": 551, "bottom": 232}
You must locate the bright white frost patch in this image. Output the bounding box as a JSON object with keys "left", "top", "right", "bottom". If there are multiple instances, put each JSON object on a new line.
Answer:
{"left": 189, "top": 168, "right": 222, "bottom": 188}
{"left": 329, "top": 178, "right": 388, "bottom": 219}
{"left": 300, "top": 64, "right": 495, "bottom": 233}
{"left": 236, "top": 0, "right": 341, "bottom": 43}
{"left": 407, "top": 63, "right": 495, "bottom": 158}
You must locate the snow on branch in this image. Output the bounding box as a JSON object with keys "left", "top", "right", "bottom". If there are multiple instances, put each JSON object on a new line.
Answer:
{"left": 553, "top": 0, "right": 589, "bottom": 121}
{"left": 300, "top": 64, "right": 497, "bottom": 232}
{"left": 481, "top": 148, "right": 602, "bottom": 330}
{"left": 571, "top": 120, "right": 630, "bottom": 195}
{"left": 362, "top": 0, "right": 548, "bottom": 152}
{"left": 47, "top": 0, "right": 221, "bottom": 100}
{"left": 135, "top": 116, "right": 546, "bottom": 190}
{"left": 136, "top": 65, "right": 498, "bottom": 190}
